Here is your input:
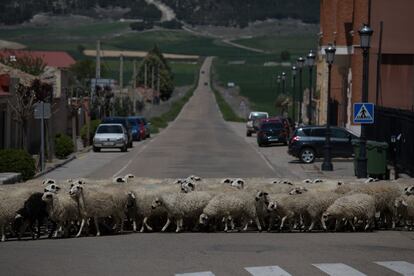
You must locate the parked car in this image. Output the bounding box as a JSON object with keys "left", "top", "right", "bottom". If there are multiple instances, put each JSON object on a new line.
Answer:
{"left": 128, "top": 116, "right": 150, "bottom": 141}
{"left": 93, "top": 124, "right": 128, "bottom": 152}
{"left": 260, "top": 116, "right": 293, "bottom": 138}
{"left": 257, "top": 120, "right": 288, "bottom": 147}
{"left": 288, "top": 126, "right": 358, "bottom": 163}
{"left": 246, "top": 111, "right": 269, "bottom": 136}
{"left": 101, "top": 117, "right": 133, "bottom": 147}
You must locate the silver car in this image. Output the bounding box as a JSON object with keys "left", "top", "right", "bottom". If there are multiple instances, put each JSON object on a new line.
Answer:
{"left": 93, "top": 124, "right": 128, "bottom": 152}
{"left": 246, "top": 111, "right": 269, "bottom": 136}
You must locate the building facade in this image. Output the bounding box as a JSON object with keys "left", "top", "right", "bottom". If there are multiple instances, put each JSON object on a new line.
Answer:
{"left": 317, "top": 0, "right": 414, "bottom": 134}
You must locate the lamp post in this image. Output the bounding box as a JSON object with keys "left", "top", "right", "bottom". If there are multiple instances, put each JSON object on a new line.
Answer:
{"left": 307, "top": 50, "right": 316, "bottom": 125}
{"left": 276, "top": 75, "right": 281, "bottom": 95}
{"left": 291, "top": 66, "right": 297, "bottom": 123}
{"left": 356, "top": 24, "right": 374, "bottom": 178}
{"left": 297, "top": 57, "right": 305, "bottom": 124}
{"left": 321, "top": 44, "right": 336, "bottom": 171}
{"left": 281, "top": 72, "right": 287, "bottom": 95}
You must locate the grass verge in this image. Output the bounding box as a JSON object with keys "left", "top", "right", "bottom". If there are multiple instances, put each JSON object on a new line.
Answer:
{"left": 210, "top": 73, "right": 246, "bottom": 122}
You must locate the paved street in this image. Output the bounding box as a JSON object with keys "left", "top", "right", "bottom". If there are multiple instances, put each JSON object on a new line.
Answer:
{"left": 4, "top": 57, "right": 414, "bottom": 276}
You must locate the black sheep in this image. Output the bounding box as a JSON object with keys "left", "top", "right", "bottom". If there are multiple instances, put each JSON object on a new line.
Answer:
{"left": 14, "top": 192, "right": 49, "bottom": 240}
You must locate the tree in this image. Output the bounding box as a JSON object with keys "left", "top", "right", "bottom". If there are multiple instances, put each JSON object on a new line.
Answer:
{"left": 274, "top": 94, "right": 291, "bottom": 116}
{"left": 8, "top": 79, "right": 53, "bottom": 150}
{"left": 69, "top": 59, "right": 96, "bottom": 87}
{"left": 137, "top": 45, "right": 174, "bottom": 101}
{"left": 0, "top": 52, "right": 46, "bottom": 76}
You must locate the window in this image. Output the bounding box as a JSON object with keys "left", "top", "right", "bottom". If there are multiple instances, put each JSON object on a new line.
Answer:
{"left": 311, "top": 128, "right": 326, "bottom": 137}
{"left": 331, "top": 128, "right": 349, "bottom": 139}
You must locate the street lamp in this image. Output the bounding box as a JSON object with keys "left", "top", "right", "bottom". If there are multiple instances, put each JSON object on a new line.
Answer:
{"left": 297, "top": 57, "right": 305, "bottom": 124}
{"left": 281, "top": 72, "right": 287, "bottom": 95}
{"left": 307, "top": 50, "right": 316, "bottom": 125}
{"left": 291, "top": 66, "right": 297, "bottom": 123}
{"left": 356, "top": 24, "right": 374, "bottom": 178}
{"left": 321, "top": 44, "right": 336, "bottom": 171}
{"left": 276, "top": 75, "right": 281, "bottom": 95}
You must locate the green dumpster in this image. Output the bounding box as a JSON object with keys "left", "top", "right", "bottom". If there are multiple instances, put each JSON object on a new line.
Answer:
{"left": 353, "top": 140, "right": 388, "bottom": 177}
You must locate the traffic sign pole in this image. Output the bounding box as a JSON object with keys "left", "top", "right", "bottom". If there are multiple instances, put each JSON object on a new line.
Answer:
{"left": 40, "top": 101, "right": 45, "bottom": 172}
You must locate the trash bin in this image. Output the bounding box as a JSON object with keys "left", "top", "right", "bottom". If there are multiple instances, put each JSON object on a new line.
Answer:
{"left": 353, "top": 140, "right": 388, "bottom": 177}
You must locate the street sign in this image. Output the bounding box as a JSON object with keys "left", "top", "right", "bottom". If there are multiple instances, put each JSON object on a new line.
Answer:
{"left": 34, "top": 102, "right": 51, "bottom": 119}
{"left": 353, "top": 103, "right": 374, "bottom": 124}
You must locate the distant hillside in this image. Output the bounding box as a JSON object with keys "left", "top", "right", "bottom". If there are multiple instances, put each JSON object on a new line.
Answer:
{"left": 0, "top": 0, "right": 319, "bottom": 27}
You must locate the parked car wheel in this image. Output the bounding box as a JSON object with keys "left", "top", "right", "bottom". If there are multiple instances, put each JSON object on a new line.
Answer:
{"left": 246, "top": 131, "right": 252, "bottom": 137}
{"left": 258, "top": 143, "right": 265, "bottom": 147}
{"left": 300, "top": 147, "right": 315, "bottom": 163}
{"left": 121, "top": 144, "right": 128, "bottom": 152}
{"left": 93, "top": 147, "right": 100, "bottom": 152}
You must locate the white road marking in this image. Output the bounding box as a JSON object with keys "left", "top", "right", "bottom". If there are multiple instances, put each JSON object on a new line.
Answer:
{"left": 112, "top": 139, "right": 155, "bottom": 178}
{"left": 312, "top": 263, "right": 366, "bottom": 276}
{"left": 245, "top": 266, "right": 292, "bottom": 276}
{"left": 175, "top": 272, "right": 215, "bottom": 276}
{"left": 247, "top": 141, "right": 277, "bottom": 173}
{"left": 375, "top": 261, "right": 414, "bottom": 275}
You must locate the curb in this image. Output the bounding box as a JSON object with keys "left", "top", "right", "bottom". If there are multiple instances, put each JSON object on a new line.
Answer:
{"left": 33, "top": 145, "right": 92, "bottom": 179}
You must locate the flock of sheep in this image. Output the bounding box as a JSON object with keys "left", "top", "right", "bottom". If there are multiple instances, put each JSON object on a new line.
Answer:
{"left": 0, "top": 174, "right": 413, "bottom": 242}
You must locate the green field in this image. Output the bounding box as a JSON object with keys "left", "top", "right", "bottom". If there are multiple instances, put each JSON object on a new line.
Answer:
{"left": 213, "top": 56, "right": 314, "bottom": 116}
{"left": 0, "top": 22, "right": 253, "bottom": 59}
{"left": 0, "top": 21, "right": 317, "bottom": 113}
{"left": 102, "top": 59, "right": 200, "bottom": 87}
{"left": 233, "top": 33, "right": 318, "bottom": 55}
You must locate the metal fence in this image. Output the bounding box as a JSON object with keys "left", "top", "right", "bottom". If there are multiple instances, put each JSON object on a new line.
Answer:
{"left": 366, "top": 106, "right": 414, "bottom": 176}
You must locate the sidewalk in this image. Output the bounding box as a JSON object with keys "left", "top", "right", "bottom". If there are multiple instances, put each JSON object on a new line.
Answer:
{"left": 34, "top": 146, "right": 91, "bottom": 179}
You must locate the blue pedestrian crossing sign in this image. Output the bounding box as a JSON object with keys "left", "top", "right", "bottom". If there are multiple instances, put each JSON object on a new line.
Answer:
{"left": 353, "top": 103, "right": 374, "bottom": 124}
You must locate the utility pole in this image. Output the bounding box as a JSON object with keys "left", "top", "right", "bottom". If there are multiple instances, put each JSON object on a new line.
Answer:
{"left": 144, "top": 63, "right": 148, "bottom": 88}
{"left": 133, "top": 59, "right": 137, "bottom": 89}
{"left": 119, "top": 54, "right": 124, "bottom": 91}
{"left": 96, "top": 40, "right": 101, "bottom": 79}
{"left": 157, "top": 64, "right": 160, "bottom": 104}
{"left": 151, "top": 66, "right": 155, "bottom": 104}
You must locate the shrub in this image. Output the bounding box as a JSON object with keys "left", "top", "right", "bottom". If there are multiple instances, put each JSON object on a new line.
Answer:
{"left": 80, "top": 120, "right": 101, "bottom": 145}
{"left": 0, "top": 149, "right": 36, "bottom": 180}
{"left": 54, "top": 133, "right": 74, "bottom": 159}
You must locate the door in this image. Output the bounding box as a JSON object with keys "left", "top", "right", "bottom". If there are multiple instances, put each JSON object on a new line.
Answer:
{"left": 331, "top": 128, "right": 353, "bottom": 157}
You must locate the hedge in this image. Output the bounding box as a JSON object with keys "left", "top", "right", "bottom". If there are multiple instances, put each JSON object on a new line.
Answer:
{"left": 0, "top": 149, "right": 36, "bottom": 180}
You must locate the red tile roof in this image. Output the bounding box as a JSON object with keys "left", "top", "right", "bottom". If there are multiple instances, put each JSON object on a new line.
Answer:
{"left": 0, "top": 50, "right": 76, "bottom": 68}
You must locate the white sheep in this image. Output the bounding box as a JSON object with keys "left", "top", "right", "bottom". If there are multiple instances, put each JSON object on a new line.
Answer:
{"left": 42, "top": 191, "right": 82, "bottom": 238}
{"left": 323, "top": 193, "right": 376, "bottom": 231}
{"left": 68, "top": 183, "right": 130, "bottom": 237}
{"left": 266, "top": 193, "right": 309, "bottom": 231}
{"left": 306, "top": 191, "right": 342, "bottom": 231}
{"left": 335, "top": 181, "right": 404, "bottom": 227}
{"left": 127, "top": 185, "right": 177, "bottom": 232}
{"left": 199, "top": 191, "right": 262, "bottom": 232}
{"left": 151, "top": 191, "right": 212, "bottom": 232}
{"left": 394, "top": 195, "right": 414, "bottom": 229}
{"left": 230, "top": 178, "right": 245, "bottom": 189}
{"left": 404, "top": 186, "right": 414, "bottom": 196}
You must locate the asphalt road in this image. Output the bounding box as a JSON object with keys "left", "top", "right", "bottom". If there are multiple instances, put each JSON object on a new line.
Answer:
{"left": 7, "top": 58, "right": 414, "bottom": 276}
{"left": 45, "top": 57, "right": 275, "bottom": 180}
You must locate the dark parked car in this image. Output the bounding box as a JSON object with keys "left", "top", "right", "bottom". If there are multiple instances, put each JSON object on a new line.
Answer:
{"left": 257, "top": 121, "right": 288, "bottom": 147}
{"left": 101, "top": 117, "right": 133, "bottom": 148}
{"left": 288, "top": 126, "right": 358, "bottom": 163}
{"left": 128, "top": 116, "right": 150, "bottom": 141}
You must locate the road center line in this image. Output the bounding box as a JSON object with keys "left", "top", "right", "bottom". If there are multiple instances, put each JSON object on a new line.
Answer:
{"left": 112, "top": 138, "right": 155, "bottom": 178}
